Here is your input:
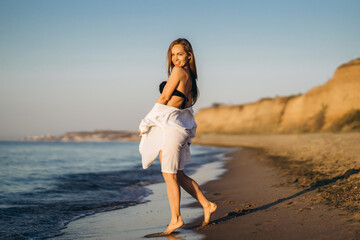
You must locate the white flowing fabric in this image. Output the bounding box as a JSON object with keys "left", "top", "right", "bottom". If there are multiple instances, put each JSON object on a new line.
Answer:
{"left": 138, "top": 103, "right": 197, "bottom": 173}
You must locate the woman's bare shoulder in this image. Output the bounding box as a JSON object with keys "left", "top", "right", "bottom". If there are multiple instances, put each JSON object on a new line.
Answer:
{"left": 171, "top": 66, "right": 187, "bottom": 78}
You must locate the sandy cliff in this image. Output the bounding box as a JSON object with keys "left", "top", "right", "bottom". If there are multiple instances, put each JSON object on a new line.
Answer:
{"left": 195, "top": 58, "right": 360, "bottom": 134}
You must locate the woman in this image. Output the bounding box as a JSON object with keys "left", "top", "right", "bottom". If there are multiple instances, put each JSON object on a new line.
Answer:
{"left": 138, "top": 38, "right": 217, "bottom": 235}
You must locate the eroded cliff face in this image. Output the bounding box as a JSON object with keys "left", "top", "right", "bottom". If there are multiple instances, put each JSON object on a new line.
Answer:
{"left": 195, "top": 58, "right": 360, "bottom": 134}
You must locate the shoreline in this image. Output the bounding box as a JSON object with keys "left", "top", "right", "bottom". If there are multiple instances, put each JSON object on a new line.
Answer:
{"left": 188, "top": 133, "right": 360, "bottom": 239}
{"left": 52, "top": 132, "right": 360, "bottom": 239}
{"left": 53, "top": 146, "right": 234, "bottom": 240}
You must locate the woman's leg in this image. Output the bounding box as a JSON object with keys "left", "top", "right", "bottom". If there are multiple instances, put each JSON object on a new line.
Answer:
{"left": 177, "top": 170, "right": 217, "bottom": 225}
{"left": 159, "top": 150, "right": 184, "bottom": 234}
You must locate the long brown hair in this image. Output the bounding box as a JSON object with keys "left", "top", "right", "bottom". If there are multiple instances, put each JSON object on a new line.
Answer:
{"left": 167, "top": 38, "right": 199, "bottom": 106}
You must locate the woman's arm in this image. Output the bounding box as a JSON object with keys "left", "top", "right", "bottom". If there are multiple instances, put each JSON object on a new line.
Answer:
{"left": 156, "top": 66, "right": 186, "bottom": 105}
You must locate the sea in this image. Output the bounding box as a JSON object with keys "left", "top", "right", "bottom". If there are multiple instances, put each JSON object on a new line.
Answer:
{"left": 0, "top": 141, "right": 231, "bottom": 240}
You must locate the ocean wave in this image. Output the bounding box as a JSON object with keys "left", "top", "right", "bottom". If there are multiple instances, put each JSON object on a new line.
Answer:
{"left": 0, "top": 166, "right": 159, "bottom": 239}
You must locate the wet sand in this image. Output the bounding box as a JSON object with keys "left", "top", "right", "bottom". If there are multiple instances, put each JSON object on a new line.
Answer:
{"left": 188, "top": 133, "right": 360, "bottom": 239}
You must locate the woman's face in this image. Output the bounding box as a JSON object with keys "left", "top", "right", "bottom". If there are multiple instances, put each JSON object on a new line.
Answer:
{"left": 171, "top": 44, "right": 190, "bottom": 67}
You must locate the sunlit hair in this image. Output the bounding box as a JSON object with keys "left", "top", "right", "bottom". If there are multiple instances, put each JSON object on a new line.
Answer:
{"left": 167, "top": 38, "right": 199, "bottom": 105}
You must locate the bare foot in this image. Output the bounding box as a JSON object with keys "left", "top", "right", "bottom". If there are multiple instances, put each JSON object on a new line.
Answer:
{"left": 163, "top": 217, "right": 184, "bottom": 235}
{"left": 202, "top": 202, "right": 217, "bottom": 226}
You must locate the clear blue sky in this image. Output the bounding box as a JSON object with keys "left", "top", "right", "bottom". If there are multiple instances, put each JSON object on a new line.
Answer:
{"left": 0, "top": 0, "right": 359, "bottom": 140}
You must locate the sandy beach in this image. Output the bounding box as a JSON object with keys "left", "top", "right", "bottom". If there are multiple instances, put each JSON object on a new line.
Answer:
{"left": 189, "top": 132, "right": 360, "bottom": 239}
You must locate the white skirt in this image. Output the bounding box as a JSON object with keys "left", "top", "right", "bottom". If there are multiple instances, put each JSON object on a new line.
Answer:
{"left": 138, "top": 103, "right": 197, "bottom": 173}
{"left": 139, "top": 126, "right": 191, "bottom": 173}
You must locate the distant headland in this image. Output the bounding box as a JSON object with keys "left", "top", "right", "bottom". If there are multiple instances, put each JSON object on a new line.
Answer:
{"left": 23, "top": 130, "right": 140, "bottom": 142}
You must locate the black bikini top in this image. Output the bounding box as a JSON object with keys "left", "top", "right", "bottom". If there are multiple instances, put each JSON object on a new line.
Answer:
{"left": 159, "top": 81, "right": 189, "bottom": 109}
